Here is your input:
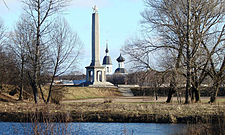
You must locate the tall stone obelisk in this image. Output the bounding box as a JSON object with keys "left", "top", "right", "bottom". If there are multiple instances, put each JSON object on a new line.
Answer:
{"left": 90, "top": 7, "right": 100, "bottom": 66}
{"left": 86, "top": 6, "right": 113, "bottom": 87}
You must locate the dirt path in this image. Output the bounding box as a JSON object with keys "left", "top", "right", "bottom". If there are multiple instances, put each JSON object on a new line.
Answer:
{"left": 62, "top": 96, "right": 225, "bottom": 104}
{"left": 118, "top": 87, "right": 134, "bottom": 96}
{"left": 62, "top": 96, "right": 173, "bottom": 103}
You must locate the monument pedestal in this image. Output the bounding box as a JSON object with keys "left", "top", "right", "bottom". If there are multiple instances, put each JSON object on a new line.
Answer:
{"left": 86, "top": 66, "right": 105, "bottom": 83}
{"left": 86, "top": 66, "right": 114, "bottom": 87}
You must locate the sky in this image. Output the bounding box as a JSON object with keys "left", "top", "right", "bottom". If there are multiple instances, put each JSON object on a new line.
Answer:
{"left": 0, "top": 0, "right": 145, "bottom": 74}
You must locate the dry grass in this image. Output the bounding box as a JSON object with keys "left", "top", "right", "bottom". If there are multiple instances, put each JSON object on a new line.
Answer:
{"left": 0, "top": 85, "right": 121, "bottom": 104}
{"left": 0, "top": 84, "right": 17, "bottom": 92}
{"left": 1, "top": 85, "right": 225, "bottom": 124}
{"left": 1, "top": 101, "right": 225, "bottom": 124}
{"left": 62, "top": 87, "right": 121, "bottom": 100}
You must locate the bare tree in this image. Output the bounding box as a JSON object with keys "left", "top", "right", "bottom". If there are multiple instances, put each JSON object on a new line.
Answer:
{"left": 185, "top": 0, "right": 192, "bottom": 104}
{"left": 122, "top": 38, "right": 156, "bottom": 91}
{"left": 22, "top": 0, "right": 70, "bottom": 103}
{"left": 2, "top": 0, "right": 8, "bottom": 9}
{"left": 202, "top": 25, "right": 225, "bottom": 103}
{"left": 0, "top": 19, "right": 5, "bottom": 47}
{"left": 9, "top": 15, "right": 82, "bottom": 103}
{"left": 45, "top": 18, "right": 82, "bottom": 103}
{"left": 123, "top": 0, "right": 188, "bottom": 103}
{"left": 123, "top": 38, "right": 153, "bottom": 71}
{"left": 186, "top": 0, "right": 225, "bottom": 103}
{"left": 9, "top": 15, "right": 36, "bottom": 100}
{"left": 124, "top": 0, "right": 225, "bottom": 104}
{"left": 0, "top": 19, "right": 6, "bottom": 90}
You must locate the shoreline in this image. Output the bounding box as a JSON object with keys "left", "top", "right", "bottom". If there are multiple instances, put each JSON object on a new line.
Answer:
{"left": 1, "top": 112, "right": 224, "bottom": 124}
{"left": 0, "top": 102, "right": 224, "bottom": 124}
{"left": 1, "top": 111, "right": 224, "bottom": 124}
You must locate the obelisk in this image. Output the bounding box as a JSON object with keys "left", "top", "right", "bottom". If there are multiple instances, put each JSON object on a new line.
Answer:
{"left": 85, "top": 6, "right": 105, "bottom": 85}
{"left": 85, "top": 6, "right": 114, "bottom": 87}
{"left": 90, "top": 6, "right": 100, "bottom": 66}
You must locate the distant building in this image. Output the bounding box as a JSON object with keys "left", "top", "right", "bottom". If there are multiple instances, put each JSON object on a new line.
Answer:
{"left": 102, "top": 43, "right": 112, "bottom": 75}
{"left": 115, "top": 54, "right": 127, "bottom": 74}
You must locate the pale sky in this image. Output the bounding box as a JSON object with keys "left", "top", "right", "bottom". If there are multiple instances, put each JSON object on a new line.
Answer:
{"left": 0, "top": 0, "right": 144, "bottom": 74}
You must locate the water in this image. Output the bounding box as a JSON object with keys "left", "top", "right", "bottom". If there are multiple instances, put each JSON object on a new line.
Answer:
{"left": 0, "top": 122, "right": 186, "bottom": 135}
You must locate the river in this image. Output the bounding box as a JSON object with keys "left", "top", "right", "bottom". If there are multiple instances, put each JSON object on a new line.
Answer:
{"left": 0, "top": 122, "right": 186, "bottom": 135}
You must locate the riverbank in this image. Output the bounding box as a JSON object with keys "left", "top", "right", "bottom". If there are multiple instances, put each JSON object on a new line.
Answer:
{"left": 0, "top": 101, "right": 224, "bottom": 124}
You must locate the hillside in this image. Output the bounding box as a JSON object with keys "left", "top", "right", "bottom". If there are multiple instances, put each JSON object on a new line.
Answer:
{"left": 62, "top": 87, "right": 121, "bottom": 100}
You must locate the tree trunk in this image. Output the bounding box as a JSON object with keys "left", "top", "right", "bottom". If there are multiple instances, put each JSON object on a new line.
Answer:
{"left": 166, "top": 71, "right": 177, "bottom": 103}
{"left": 19, "top": 86, "right": 23, "bottom": 100}
{"left": 19, "top": 59, "right": 24, "bottom": 100}
{"left": 194, "top": 87, "right": 200, "bottom": 102}
{"left": 46, "top": 76, "right": 55, "bottom": 103}
{"left": 166, "top": 87, "right": 175, "bottom": 103}
{"left": 191, "top": 87, "right": 194, "bottom": 102}
{"left": 209, "top": 82, "right": 220, "bottom": 103}
{"left": 32, "top": 84, "right": 38, "bottom": 104}
{"left": 190, "top": 86, "right": 201, "bottom": 102}
{"left": 28, "top": 73, "right": 38, "bottom": 104}
{"left": 32, "top": 0, "right": 41, "bottom": 104}
{"left": 46, "top": 55, "right": 60, "bottom": 103}
{"left": 185, "top": 0, "right": 191, "bottom": 104}
{"left": 154, "top": 89, "right": 158, "bottom": 100}
{"left": 39, "top": 84, "right": 46, "bottom": 103}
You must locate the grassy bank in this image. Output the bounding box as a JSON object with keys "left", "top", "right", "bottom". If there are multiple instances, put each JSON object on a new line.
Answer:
{"left": 0, "top": 85, "right": 120, "bottom": 101}
{"left": 0, "top": 101, "right": 224, "bottom": 124}
{"left": 1, "top": 86, "right": 225, "bottom": 124}
{"left": 62, "top": 87, "right": 120, "bottom": 100}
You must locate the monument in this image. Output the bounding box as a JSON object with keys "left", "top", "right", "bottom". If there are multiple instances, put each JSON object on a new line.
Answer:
{"left": 85, "top": 6, "right": 113, "bottom": 87}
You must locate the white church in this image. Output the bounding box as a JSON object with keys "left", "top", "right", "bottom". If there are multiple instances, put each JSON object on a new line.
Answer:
{"left": 102, "top": 44, "right": 127, "bottom": 75}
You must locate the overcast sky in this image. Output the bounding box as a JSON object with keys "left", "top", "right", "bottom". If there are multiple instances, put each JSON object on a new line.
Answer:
{"left": 0, "top": 0, "right": 144, "bottom": 74}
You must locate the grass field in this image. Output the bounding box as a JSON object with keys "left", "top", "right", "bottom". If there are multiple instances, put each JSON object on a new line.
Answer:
{"left": 0, "top": 85, "right": 121, "bottom": 102}
{"left": 0, "top": 100, "right": 225, "bottom": 124}
{"left": 62, "top": 87, "right": 121, "bottom": 100}
{"left": 1, "top": 85, "right": 225, "bottom": 124}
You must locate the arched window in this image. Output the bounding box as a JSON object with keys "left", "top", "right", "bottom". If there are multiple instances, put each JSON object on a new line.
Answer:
{"left": 97, "top": 70, "right": 102, "bottom": 82}
{"left": 88, "top": 70, "right": 93, "bottom": 82}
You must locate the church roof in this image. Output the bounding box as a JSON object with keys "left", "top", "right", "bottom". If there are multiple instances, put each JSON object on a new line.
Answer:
{"left": 103, "top": 56, "right": 112, "bottom": 65}
{"left": 105, "top": 47, "right": 109, "bottom": 53}
{"left": 102, "top": 43, "right": 112, "bottom": 65}
{"left": 116, "top": 54, "right": 125, "bottom": 62}
{"left": 115, "top": 68, "right": 127, "bottom": 74}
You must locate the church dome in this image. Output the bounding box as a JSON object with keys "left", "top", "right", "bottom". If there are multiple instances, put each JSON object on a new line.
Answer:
{"left": 103, "top": 56, "right": 112, "bottom": 65}
{"left": 116, "top": 54, "right": 125, "bottom": 62}
{"left": 102, "top": 43, "right": 112, "bottom": 65}
{"left": 115, "top": 68, "right": 127, "bottom": 74}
